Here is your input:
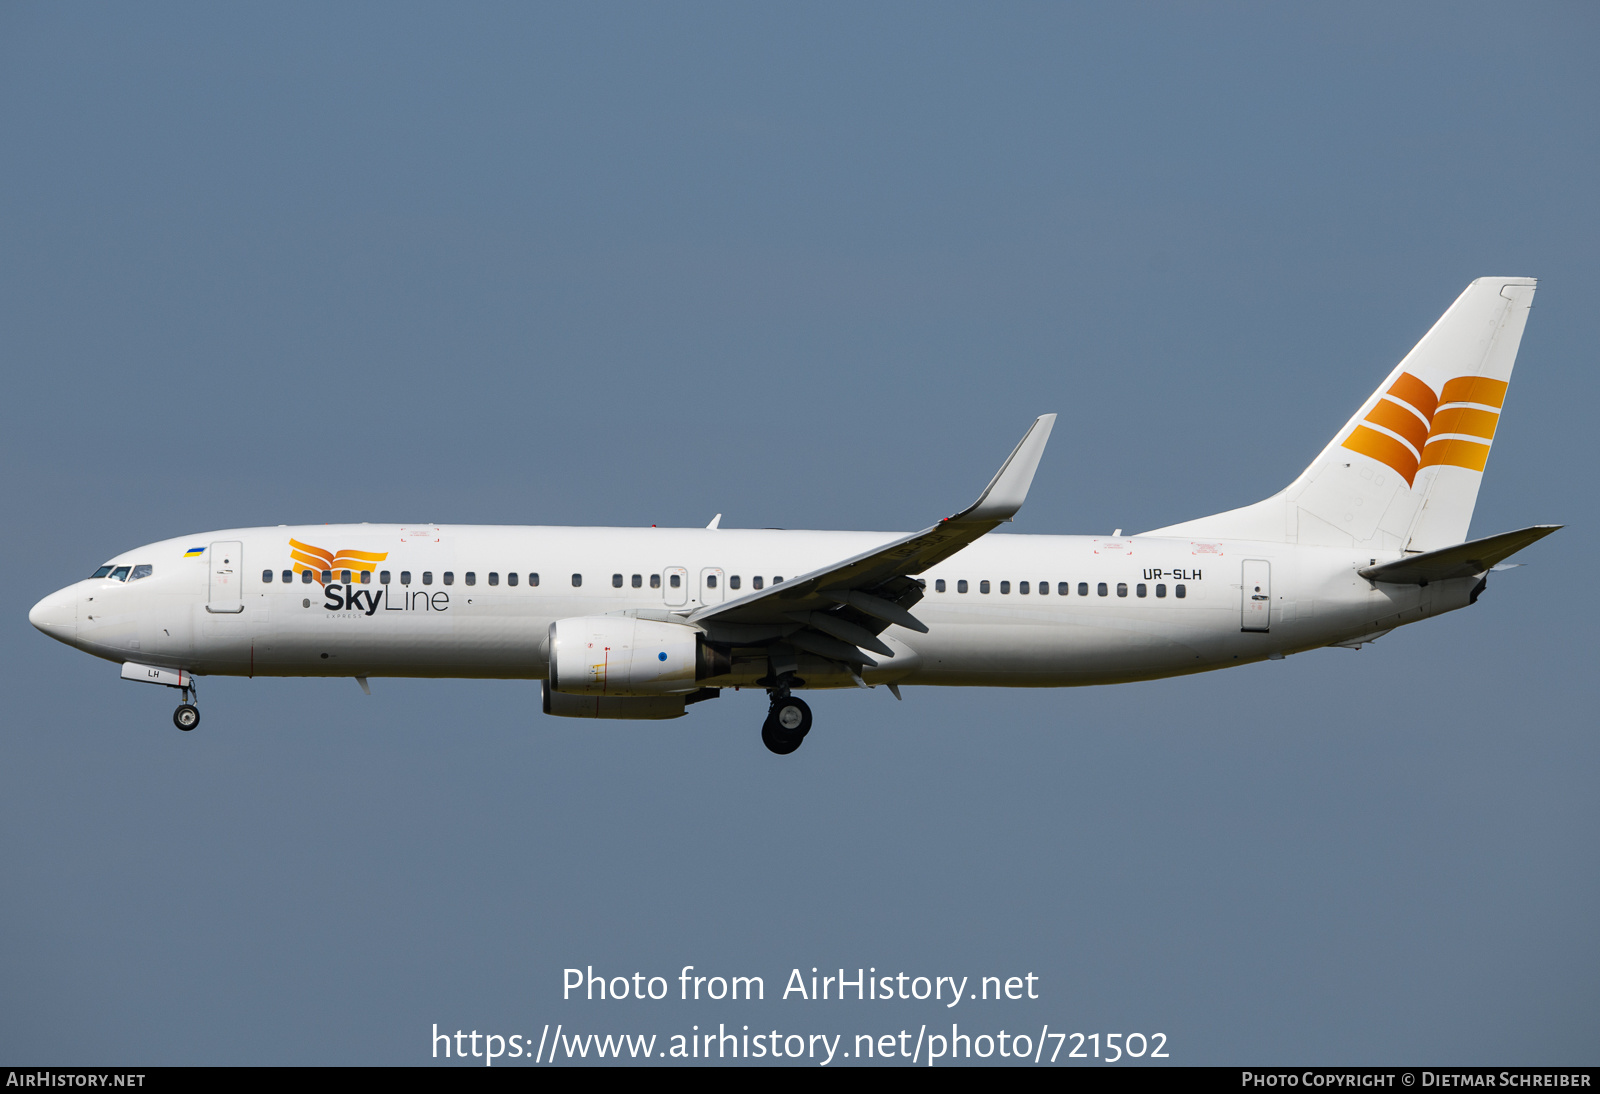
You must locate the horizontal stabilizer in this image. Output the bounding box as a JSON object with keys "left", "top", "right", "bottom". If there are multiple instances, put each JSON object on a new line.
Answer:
{"left": 1359, "top": 525, "right": 1561, "bottom": 585}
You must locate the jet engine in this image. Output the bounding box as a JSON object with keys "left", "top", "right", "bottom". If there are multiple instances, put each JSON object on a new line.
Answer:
{"left": 547, "top": 616, "right": 726, "bottom": 697}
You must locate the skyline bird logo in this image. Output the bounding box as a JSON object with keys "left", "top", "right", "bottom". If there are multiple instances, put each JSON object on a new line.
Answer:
{"left": 287, "top": 538, "right": 389, "bottom": 584}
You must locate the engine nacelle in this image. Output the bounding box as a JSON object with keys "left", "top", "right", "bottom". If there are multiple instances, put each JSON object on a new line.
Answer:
{"left": 548, "top": 616, "right": 704, "bottom": 696}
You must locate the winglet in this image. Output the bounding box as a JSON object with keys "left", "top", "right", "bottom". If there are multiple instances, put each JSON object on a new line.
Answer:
{"left": 949, "top": 414, "right": 1057, "bottom": 523}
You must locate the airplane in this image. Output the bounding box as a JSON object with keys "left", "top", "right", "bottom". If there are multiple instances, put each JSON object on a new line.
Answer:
{"left": 29, "top": 277, "right": 1559, "bottom": 755}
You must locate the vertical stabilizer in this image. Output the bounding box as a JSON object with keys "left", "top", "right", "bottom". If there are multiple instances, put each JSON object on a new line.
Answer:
{"left": 1144, "top": 277, "right": 1536, "bottom": 552}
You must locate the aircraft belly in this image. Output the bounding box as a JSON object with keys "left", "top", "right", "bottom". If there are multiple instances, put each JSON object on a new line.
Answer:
{"left": 902, "top": 618, "right": 1211, "bottom": 686}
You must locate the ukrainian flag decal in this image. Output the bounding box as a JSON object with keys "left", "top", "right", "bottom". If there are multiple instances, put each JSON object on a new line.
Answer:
{"left": 183, "top": 546, "right": 205, "bottom": 557}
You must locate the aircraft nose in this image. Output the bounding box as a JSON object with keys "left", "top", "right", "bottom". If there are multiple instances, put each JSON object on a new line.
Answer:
{"left": 28, "top": 587, "right": 77, "bottom": 643}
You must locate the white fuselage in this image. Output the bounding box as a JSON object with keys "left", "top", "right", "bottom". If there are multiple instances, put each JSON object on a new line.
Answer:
{"left": 31, "top": 523, "right": 1475, "bottom": 690}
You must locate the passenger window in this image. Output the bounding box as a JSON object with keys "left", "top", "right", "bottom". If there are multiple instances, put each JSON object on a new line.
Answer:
{"left": 1176, "top": 584, "right": 1186, "bottom": 598}
{"left": 707, "top": 575, "right": 717, "bottom": 588}
{"left": 400, "top": 571, "right": 411, "bottom": 585}
{"left": 443, "top": 572, "right": 455, "bottom": 586}
{"left": 999, "top": 581, "right": 1010, "bottom": 594}
{"left": 284, "top": 570, "right": 295, "bottom": 584}
{"left": 360, "top": 571, "right": 371, "bottom": 584}
{"left": 464, "top": 572, "right": 475, "bottom": 586}
{"left": 1097, "top": 582, "right": 1108, "bottom": 597}
{"left": 958, "top": 579, "right": 969, "bottom": 593}
{"left": 321, "top": 570, "right": 332, "bottom": 584}
{"left": 423, "top": 572, "right": 433, "bottom": 586}
{"left": 729, "top": 576, "right": 739, "bottom": 590}
{"left": 669, "top": 574, "right": 680, "bottom": 588}
{"left": 753, "top": 576, "right": 763, "bottom": 590}
{"left": 1117, "top": 582, "right": 1128, "bottom": 597}
{"left": 980, "top": 580, "right": 990, "bottom": 593}
{"left": 612, "top": 574, "right": 623, "bottom": 588}
{"left": 1078, "top": 582, "right": 1088, "bottom": 596}
{"left": 935, "top": 579, "right": 946, "bottom": 592}
{"left": 380, "top": 571, "right": 391, "bottom": 585}
{"left": 572, "top": 574, "right": 582, "bottom": 587}
{"left": 488, "top": 573, "right": 499, "bottom": 586}
{"left": 92, "top": 565, "right": 114, "bottom": 579}
{"left": 529, "top": 573, "right": 540, "bottom": 586}
{"left": 1156, "top": 583, "right": 1167, "bottom": 598}
{"left": 302, "top": 569, "right": 314, "bottom": 584}
{"left": 508, "top": 572, "right": 518, "bottom": 586}
{"left": 773, "top": 576, "right": 783, "bottom": 583}
{"left": 341, "top": 570, "right": 352, "bottom": 584}
{"left": 649, "top": 574, "right": 659, "bottom": 589}
{"left": 633, "top": 574, "right": 643, "bottom": 588}
{"left": 1019, "top": 581, "right": 1029, "bottom": 594}
{"left": 1136, "top": 583, "right": 1146, "bottom": 598}
{"left": 262, "top": 569, "right": 274, "bottom": 583}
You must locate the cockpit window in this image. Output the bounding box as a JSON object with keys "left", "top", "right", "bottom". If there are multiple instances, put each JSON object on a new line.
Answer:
{"left": 92, "top": 565, "right": 114, "bottom": 579}
{"left": 110, "top": 566, "right": 131, "bottom": 582}
{"left": 129, "top": 564, "right": 153, "bottom": 581}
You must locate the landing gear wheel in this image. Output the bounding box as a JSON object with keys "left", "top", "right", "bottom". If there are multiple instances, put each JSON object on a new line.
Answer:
{"left": 761, "top": 696, "right": 812, "bottom": 755}
{"left": 773, "top": 696, "right": 812, "bottom": 736}
{"left": 174, "top": 704, "right": 200, "bottom": 731}
{"left": 761, "top": 719, "right": 803, "bottom": 755}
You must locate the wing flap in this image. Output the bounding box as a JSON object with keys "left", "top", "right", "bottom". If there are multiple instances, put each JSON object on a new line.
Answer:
{"left": 690, "top": 414, "right": 1056, "bottom": 628}
{"left": 690, "top": 415, "right": 1056, "bottom": 670}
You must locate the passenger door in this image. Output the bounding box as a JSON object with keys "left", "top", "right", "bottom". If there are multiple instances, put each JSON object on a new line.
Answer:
{"left": 207, "top": 541, "right": 245, "bottom": 614}
{"left": 1241, "top": 559, "right": 1271, "bottom": 632}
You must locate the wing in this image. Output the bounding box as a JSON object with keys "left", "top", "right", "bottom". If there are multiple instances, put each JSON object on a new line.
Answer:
{"left": 1358, "top": 524, "right": 1561, "bottom": 585}
{"left": 688, "top": 414, "right": 1056, "bottom": 667}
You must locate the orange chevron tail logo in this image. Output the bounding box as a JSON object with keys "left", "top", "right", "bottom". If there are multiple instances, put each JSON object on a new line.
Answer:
{"left": 1341, "top": 372, "right": 1507, "bottom": 487}
{"left": 288, "top": 538, "right": 390, "bottom": 584}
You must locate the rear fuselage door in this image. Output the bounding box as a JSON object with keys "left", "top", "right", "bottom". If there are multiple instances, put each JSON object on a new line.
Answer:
{"left": 207, "top": 541, "right": 245, "bottom": 614}
{"left": 1241, "top": 559, "right": 1270, "bottom": 632}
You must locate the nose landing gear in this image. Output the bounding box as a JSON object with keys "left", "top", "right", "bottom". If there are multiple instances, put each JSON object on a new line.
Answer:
{"left": 173, "top": 683, "right": 199, "bottom": 732}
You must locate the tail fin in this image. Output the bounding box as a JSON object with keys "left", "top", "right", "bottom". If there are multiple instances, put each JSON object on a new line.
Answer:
{"left": 1145, "top": 277, "right": 1536, "bottom": 552}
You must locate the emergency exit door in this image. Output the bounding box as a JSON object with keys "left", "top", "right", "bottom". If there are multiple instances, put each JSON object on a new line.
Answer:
{"left": 206, "top": 541, "right": 245, "bottom": 613}
{"left": 662, "top": 566, "right": 689, "bottom": 607}
{"left": 1241, "top": 559, "right": 1270, "bottom": 632}
{"left": 699, "top": 567, "right": 726, "bottom": 606}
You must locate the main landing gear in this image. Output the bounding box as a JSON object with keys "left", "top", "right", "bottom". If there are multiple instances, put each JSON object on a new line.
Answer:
{"left": 761, "top": 693, "right": 812, "bottom": 755}
{"left": 173, "top": 684, "right": 199, "bottom": 732}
